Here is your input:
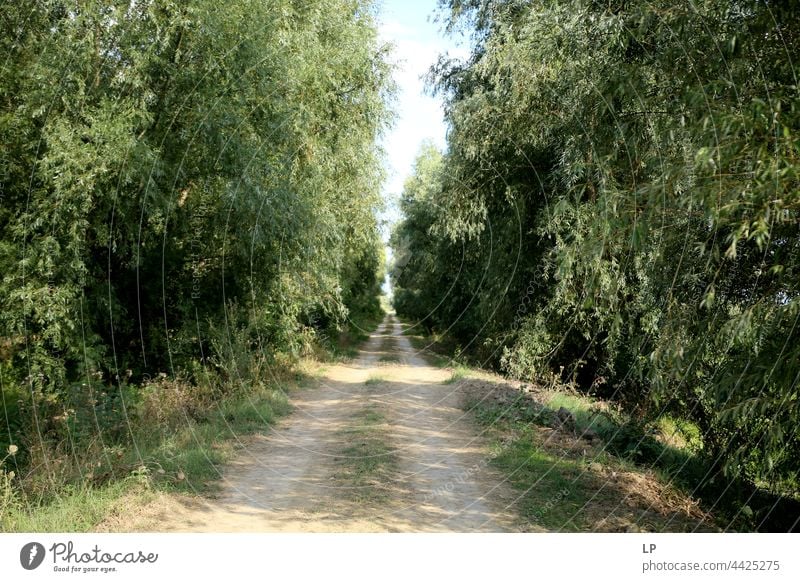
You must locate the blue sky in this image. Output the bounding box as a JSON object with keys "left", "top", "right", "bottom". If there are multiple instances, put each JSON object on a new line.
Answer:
{"left": 375, "top": 0, "right": 466, "bottom": 231}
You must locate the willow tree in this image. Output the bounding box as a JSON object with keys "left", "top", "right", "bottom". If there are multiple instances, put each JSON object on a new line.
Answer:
{"left": 394, "top": 0, "right": 799, "bottom": 494}
{"left": 1, "top": 0, "right": 389, "bottom": 458}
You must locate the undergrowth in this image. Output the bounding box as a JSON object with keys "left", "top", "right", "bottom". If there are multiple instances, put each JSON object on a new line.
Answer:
{"left": 1, "top": 311, "right": 384, "bottom": 532}
{"left": 331, "top": 406, "right": 398, "bottom": 505}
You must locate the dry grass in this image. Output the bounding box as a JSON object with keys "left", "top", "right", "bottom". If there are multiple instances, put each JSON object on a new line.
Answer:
{"left": 458, "top": 376, "right": 716, "bottom": 532}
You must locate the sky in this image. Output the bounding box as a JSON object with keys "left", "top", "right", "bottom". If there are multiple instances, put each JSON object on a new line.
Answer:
{"left": 375, "top": 0, "right": 467, "bottom": 233}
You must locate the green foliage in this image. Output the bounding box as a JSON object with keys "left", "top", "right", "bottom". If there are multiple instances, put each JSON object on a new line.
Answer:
{"left": 393, "top": 0, "right": 800, "bottom": 501}
{"left": 332, "top": 406, "right": 397, "bottom": 504}
{"left": 468, "top": 389, "right": 720, "bottom": 531}
{"left": 0, "top": 0, "right": 389, "bottom": 504}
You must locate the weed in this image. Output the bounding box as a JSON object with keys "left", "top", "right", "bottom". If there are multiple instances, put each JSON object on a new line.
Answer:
{"left": 443, "top": 365, "right": 471, "bottom": 384}
{"left": 331, "top": 407, "right": 398, "bottom": 504}
{"left": 462, "top": 380, "right": 716, "bottom": 531}
{"left": 1, "top": 384, "right": 294, "bottom": 531}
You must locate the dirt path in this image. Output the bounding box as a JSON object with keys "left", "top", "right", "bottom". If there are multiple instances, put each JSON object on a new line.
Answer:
{"left": 132, "top": 315, "right": 522, "bottom": 532}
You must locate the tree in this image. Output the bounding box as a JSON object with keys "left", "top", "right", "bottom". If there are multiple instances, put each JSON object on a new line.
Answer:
{"left": 0, "top": 0, "right": 390, "bottom": 469}
{"left": 393, "top": 0, "right": 800, "bottom": 493}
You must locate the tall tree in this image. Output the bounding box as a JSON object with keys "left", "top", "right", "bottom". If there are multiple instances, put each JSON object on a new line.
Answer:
{"left": 394, "top": 0, "right": 800, "bottom": 493}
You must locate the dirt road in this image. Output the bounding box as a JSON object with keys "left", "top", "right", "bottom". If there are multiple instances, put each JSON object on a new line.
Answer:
{"left": 139, "top": 315, "right": 523, "bottom": 532}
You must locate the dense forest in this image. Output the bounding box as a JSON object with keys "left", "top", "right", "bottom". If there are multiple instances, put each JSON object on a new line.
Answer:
{"left": 1, "top": 0, "right": 388, "bottom": 515}
{"left": 392, "top": 0, "right": 799, "bottom": 516}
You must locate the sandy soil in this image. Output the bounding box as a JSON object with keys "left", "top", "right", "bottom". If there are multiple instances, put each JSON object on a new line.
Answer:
{"left": 117, "top": 315, "right": 524, "bottom": 532}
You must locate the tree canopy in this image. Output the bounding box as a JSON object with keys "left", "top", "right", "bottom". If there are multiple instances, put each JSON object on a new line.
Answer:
{"left": 1, "top": 0, "right": 389, "bottom": 473}
{"left": 393, "top": 0, "right": 800, "bottom": 496}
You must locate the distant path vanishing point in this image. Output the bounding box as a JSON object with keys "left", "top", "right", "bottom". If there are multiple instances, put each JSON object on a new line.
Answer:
{"left": 129, "top": 314, "right": 523, "bottom": 532}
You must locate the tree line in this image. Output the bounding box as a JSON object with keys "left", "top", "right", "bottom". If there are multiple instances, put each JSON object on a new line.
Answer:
{"left": 1, "top": 0, "right": 389, "bottom": 495}
{"left": 392, "top": 0, "right": 799, "bottom": 509}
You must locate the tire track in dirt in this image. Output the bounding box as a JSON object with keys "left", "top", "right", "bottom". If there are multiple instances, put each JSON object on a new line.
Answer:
{"left": 119, "top": 315, "right": 522, "bottom": 532}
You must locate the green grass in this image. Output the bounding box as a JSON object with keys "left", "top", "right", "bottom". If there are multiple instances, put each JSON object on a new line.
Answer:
{"left": 331, "top": 407, "right": 397, "bottom": 504}
{"left": 490, "top": 429, "right": 596, "bottom": 531}
{"left": 399, "top": 323, "right": 454, "bottom": 368}
{"left": 462, "top": 387, "right": 720, "bottom": 531}
{"left": 365, "top": 374, "right": 386, "bottom": 385}
{"left": 1, "top": 479, "right": 142, "bottom": 533}
{"left": 443, "top": 364, "right": 471, "bottom": 384}
{"left": 653, "top": 415, "right": 703, "bottom": 453}
{"left": 1, "top": 387, "right": 292, "bottom": 532}
{"left": 542, "top": 392, "right": 617, "bottom": 437}
{"left": 517, "top": 390, "right": 704, "bottom": 486}
{"left": 131, "top": 388, "right": 291, "bottom": 494}
{"left": 462, "top": 391, "right": 597, "bottom": 530}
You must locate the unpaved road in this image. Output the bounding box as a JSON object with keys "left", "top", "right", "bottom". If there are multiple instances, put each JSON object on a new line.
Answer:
{"left": 138, "top": 315, "right": 523, "bottom": 532}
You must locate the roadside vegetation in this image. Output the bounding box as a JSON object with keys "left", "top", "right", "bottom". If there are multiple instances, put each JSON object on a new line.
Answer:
{"left": 402, "top": 317, "right": 797, "bottom": 531}
{"left": 460, "top": 373, "right": 717, "bottom": 531}
{"left": 332, "top": 405, "right": 398, "bottom": 505}
{"left": 404, "top": 321, "right": 717, "bottom": 530}
{"left": 390, "top": 0, "right": 800, "bottom": 531}
{"left": 0, "top": 0, "right": 389, "bottom": 531}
